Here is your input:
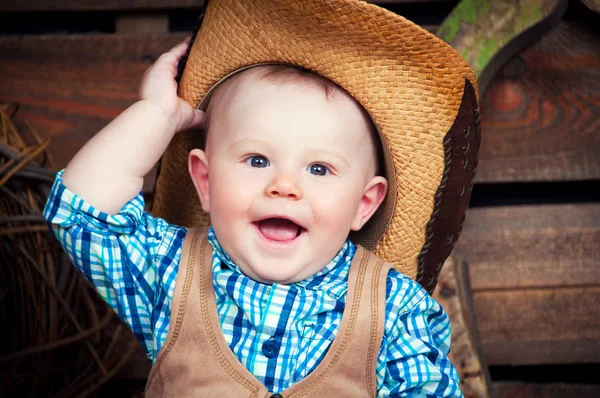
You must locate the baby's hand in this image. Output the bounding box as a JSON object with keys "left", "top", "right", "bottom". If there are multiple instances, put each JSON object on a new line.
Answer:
{"left": 139, "top": 37, "right": 206, "bottom": 133}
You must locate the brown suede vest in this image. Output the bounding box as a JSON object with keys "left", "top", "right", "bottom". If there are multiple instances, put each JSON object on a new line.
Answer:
{"left": 145, "top": 228, "right": 392, "bottom": 397}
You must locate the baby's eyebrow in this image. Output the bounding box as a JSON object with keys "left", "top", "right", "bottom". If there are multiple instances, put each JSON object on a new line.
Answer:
{"left": 311, "top": 149, "right": 350, "bottom": 168}
{"left": 229, "top": 138, "right": 272, "bottom": 151}
{"left": 228, "top": 138, "right": 272, "bottom": 156}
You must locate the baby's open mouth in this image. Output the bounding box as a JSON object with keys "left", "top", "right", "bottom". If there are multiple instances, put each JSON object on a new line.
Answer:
{"left": 255, "top": 218, "right": 305, "bottom": 242}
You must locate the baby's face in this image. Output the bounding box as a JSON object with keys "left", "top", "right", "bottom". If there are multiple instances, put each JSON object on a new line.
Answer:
{"left": 190, "top": 74, "right": 386, "bottom": 284}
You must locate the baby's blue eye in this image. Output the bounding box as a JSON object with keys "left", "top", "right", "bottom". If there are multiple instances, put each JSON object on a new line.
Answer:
{"left": 308, "top": 164, "right": 328, "bottom": 176}
{"left": 247, "top": 155, "right": 269, "bottom": 168}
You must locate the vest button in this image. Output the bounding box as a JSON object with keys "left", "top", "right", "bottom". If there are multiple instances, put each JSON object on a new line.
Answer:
{"left": 262, "top": 337, "right": 280, "bottom": 358}
{"left": 271, "top": 394, "right": 283, "bottom": 398}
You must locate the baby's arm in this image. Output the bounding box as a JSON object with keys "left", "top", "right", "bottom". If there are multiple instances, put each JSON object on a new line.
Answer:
{"left": 42, "top": 40, "right": 201, "bottom": 359}
{"left": 378, "top": 272, "right": 462, "bottom": 397}
{"left": 62, "top": 37, "right": 205, "bottom": 214}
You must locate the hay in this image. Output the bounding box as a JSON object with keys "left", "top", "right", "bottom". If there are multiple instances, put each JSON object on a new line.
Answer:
{"left": 0, "top": 103, "right": 139, "bottom": 397}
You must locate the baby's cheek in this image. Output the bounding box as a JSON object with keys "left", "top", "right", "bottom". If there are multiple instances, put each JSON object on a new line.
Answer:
{"left": 313, "top": 195, "right": 356, "bottom": 226}
{"left": 213, "top": 193, "right": 245, "bottom": 217}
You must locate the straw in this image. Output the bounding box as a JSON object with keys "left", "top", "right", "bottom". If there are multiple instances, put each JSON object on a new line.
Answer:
{"left": 0, "top": 102, "right": 139, "bottom": 397}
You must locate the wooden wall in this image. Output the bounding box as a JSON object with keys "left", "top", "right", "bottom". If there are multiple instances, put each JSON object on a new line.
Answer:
{"left": 1, "top": 1, "right": 599, "bottom": 396}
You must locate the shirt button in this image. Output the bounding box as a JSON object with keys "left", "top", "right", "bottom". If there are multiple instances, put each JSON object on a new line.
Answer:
{"left": 262, "top": 337, "right": 280, "bottom": 358}
{"left": 271, "top": 394, "right": 283, "bottom": 398}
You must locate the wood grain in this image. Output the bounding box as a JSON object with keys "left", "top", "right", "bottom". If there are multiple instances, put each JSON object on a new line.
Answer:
{"left": 456, "top": 203, "right": 600, "bottom": 290}
{"left": 0, "top": 0, "right": 450, "bottom": 12}
{"left": 455, "top": 203, "right": 600, "bottom": 365}
{"left": 0, "top": 33, "right": 184, "bottom": 60}
{"left": 0, "top": 0, "right": 203, "bottom": 12}
{"left": 475, "top": 287, "right": 600, "bottom": 365}
{"left": 115, "top": 13, "right": 169, "bottom": 34}
{"left": 433, "top": 255, "right": 493, "bottom": 397}
{"left": 478, "top": 22, "right": 600, "bottom": 182}
{"left": 493, "top": 382, "right": 600, "bottom": 398}
{"left": 0, "top": 34, "right": 186, "bottom": 192}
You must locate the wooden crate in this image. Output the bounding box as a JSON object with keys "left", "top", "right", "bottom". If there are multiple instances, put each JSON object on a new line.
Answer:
{"left": 1, "top": 1, "right": 599, "bottom": 396}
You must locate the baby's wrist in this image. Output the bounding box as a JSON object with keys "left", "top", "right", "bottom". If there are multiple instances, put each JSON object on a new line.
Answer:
{"left": 136, "top": 99, "right": 178, "bottom": 135}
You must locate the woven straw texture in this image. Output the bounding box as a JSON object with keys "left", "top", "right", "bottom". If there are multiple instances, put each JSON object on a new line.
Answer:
{"left": 151, "top": 0, "right": 477, "bottom": 280}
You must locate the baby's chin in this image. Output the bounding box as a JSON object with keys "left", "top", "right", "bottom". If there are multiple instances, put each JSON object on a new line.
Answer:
{"left": 214, "top": 223, "right": 351, "bottom": 284}
{"left": 239, "top": 264, "right": 304, "bottom": 285}
{"left": 236, "top": 258, "right": 323, "bottom": 285}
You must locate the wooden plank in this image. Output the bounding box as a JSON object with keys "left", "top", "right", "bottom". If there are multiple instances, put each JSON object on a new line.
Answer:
{"left": 115, "top": 13, "right": 169, "bottom": 34}
{"left": 493, "top": 382, "right": 600, "bottom": 398}
{"left": 453, "top": 203, "right": 600, "bottom": 365}
{"left": 455, "top": 203, "right": 600, "bottom": 290}
{"left": 0, "top": 34, "right": 186, "bottom": 192}
{"left": 0, "top": 34, "right": 183, "bottom": 60}
{"left": 474, "top": 287, "right": 600, "bottom": 365}
{"left": 0, "top": 0, "right": 451, "bottom": 12}
{"left": 0, "top": 0, "right": 202, "bottom": 12}
{"left": 478, "top": 22, "right": 600, "bottom": 182}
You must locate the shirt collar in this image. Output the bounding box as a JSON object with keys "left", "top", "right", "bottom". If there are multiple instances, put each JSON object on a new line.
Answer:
{"left": 206, "top": 226, "right": 355, "bottom": 298}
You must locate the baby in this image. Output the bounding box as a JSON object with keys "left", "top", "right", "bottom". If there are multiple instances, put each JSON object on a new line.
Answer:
{"left": 44, "top": 38, "right": 462, "bottom": 397}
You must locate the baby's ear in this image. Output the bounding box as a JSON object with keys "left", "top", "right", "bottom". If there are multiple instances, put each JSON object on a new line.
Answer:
{"left": 350, "top": 176, "right": 388, "bottom": 231}
{"left": 188, "top": 149, "right": 210, "bottom": 212}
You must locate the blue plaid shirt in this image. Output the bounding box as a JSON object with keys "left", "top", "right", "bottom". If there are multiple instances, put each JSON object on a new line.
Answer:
{"left": 43, "top": 170, "right": 462, "bottom": 397}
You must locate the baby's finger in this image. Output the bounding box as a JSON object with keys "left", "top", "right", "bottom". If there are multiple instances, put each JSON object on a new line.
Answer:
{"left": 169, "top": 37, "right": 191, "bottom": 58}
{"left": 149, "top": 38, "right": 189, "bottom": 77}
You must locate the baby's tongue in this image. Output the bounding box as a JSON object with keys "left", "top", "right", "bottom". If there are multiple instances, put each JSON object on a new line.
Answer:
{"left": 258, "top": 218, "right": 299, "bottom": 242}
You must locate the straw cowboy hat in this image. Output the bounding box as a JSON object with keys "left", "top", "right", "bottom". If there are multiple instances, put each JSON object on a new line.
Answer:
{"left": 150, "top": 0, "right": 481, "bottom": 293}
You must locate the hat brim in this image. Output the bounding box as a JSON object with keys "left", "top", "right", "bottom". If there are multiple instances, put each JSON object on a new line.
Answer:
{"left": 151, "top": 0, "right": 480, "bottom": 293}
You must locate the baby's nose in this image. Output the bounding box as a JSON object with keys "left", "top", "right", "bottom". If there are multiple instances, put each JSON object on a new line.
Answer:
{"left": 265, "top": 174, "right": 303, "bottom": 200}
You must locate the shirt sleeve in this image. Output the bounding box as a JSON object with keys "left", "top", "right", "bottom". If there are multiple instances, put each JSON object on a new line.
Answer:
{"left": 377, "top": 270, "right": 463, "bottom": 398}
{"left": 42, "top": 169, "right": 186, "bottom": 358}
